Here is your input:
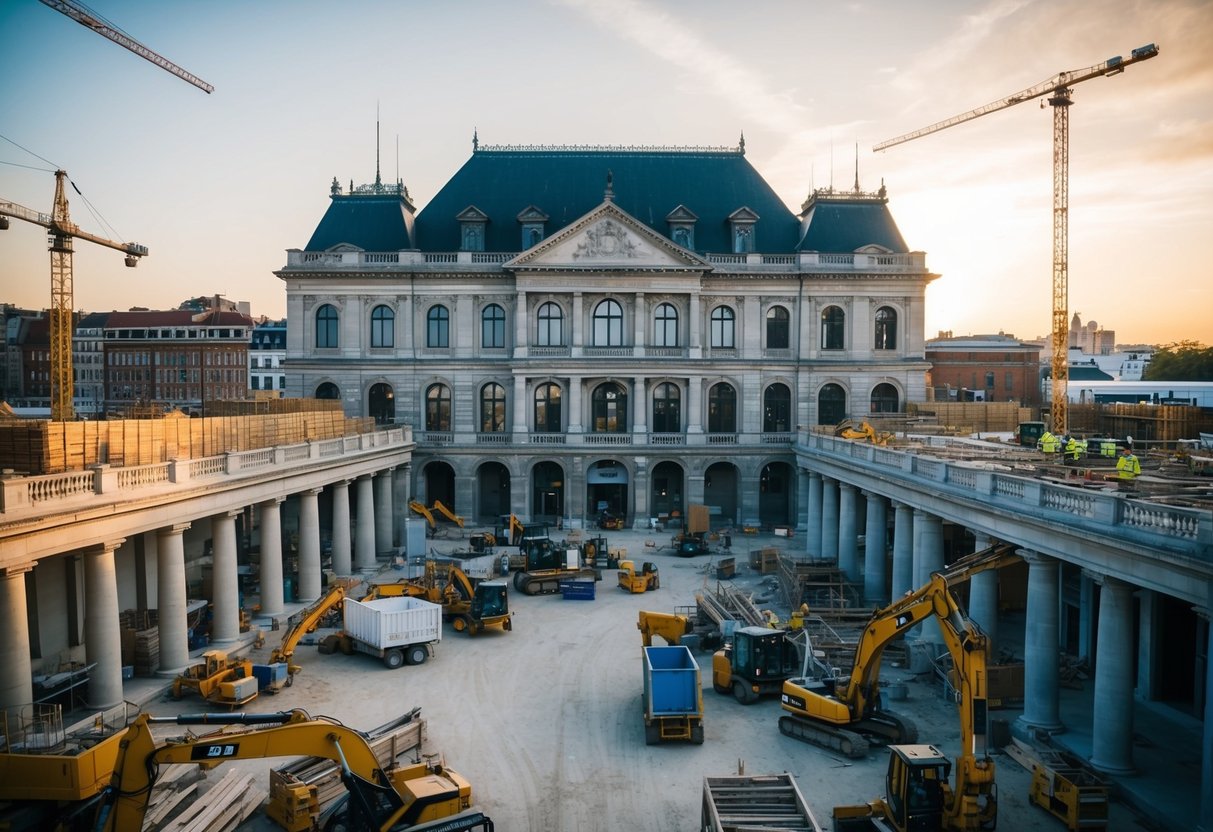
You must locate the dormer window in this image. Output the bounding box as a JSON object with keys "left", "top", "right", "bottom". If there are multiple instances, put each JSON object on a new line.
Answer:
{"left": 457, "top": 205, "right": 489, "bottom": 252}
{"left": 517, "top": 205, "right": 549, "bottom": 250}
{"left": 728, "top": 206, "right": 759, "bottom": 253}
{"left": 666, "top": 204, "right": 698, "bottom": 250}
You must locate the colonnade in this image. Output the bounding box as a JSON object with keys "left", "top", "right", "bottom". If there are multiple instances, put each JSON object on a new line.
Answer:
{"left": 0, "top": 468, "right": 401, "bottom": 714}
{"left": 799, "top": 469, "right": 1210, "bottom": 786}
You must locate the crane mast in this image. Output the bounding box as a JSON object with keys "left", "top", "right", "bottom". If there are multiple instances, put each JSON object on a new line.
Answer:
{"left": 1, "top": 173, "right": 149, "bottom": 420}
{"left": 875, "top": 44, "right": 1159, "bottom": 434}
{"left": 38, "top": 0, "right": 213, "bottom": 93}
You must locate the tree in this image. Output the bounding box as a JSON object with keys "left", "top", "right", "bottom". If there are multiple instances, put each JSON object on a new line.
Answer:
{"left": 1142, "top": 341, "right": 1213, "bottom": 381}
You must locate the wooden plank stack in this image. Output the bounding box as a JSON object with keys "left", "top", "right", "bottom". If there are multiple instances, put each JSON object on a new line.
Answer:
{"left": 157, "top": 769, "right": 266, "bottom": 832}
{"left": 0, "top": 401, "right": 375, "bottom": 475}
{"left": 119, "top": 610, "right": 160, "bottom": 677}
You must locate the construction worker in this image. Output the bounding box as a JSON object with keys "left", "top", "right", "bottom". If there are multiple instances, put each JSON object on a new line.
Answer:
{"left": 1116, "top": 447, "right": 1141, "bottom": 480}
{"left": 1038, "top": 430, "right": 1060, "bottom": 456}
{"left": 1064, "top": 435, "right": 1083, "bottom": 464}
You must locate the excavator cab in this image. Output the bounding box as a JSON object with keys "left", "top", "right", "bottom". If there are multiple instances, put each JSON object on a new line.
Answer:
{"left": 713, "top": 627, "right": 800, "bottom": 704}
{"left": 471, "top": 581, "right": 509, "bottom": 621}
{"left": 833, "top": 744, "right": 952, "bottom": 832}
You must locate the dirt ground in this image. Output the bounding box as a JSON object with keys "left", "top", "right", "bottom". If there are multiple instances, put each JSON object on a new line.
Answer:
{"left": 143, "top": 528, "right": 1145, "bottom": 831}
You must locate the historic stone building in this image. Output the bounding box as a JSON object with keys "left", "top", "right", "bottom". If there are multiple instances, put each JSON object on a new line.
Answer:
{"left": 277, "top": 140, "right": 934, "bottom": 528}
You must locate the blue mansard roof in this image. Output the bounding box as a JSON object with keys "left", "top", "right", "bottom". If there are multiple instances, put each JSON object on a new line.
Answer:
{"left": 302, "top": 144, "right": 910, "bottom": 255}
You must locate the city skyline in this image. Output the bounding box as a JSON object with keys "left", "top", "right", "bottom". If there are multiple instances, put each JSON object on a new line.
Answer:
{"left": 1, "top": 0, "right": 1210, "bottom": 346}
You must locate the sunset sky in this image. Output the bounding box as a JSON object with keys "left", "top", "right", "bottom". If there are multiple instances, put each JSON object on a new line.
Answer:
{"left": 1, "top": 0, "right": 1209, "bottom": 346}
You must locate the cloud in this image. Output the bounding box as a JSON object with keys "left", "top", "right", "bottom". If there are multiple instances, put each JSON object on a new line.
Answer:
{"left": 553, "top": 0, "right": 810, "bottom": 134}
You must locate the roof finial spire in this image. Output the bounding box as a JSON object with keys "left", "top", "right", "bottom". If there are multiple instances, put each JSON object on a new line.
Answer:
{"left": 853, "top": 142, "right": 860, "bottom": 193}
{"left": 473, "top": 127, "right": 479, "bottom": 151}
{"left": 604, "top": 169, "right": 615, "bottom": 202}
{"left": 739, "top": 131, "right": 746, "bottom": 155}
{"left": 374, "top": 102, "right": 383, "bottom": 192}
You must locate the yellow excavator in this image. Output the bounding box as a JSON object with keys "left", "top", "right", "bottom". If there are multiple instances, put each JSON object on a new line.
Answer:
{"left": 269, "top": 583, "right": 349, "bottom": 678}
{"left": 408, "top": 500, "right": 464, "bottom": 530}
{"left": 618, "top": 560, "right": 661, "bottom": 593}
{"left": 637, "top": 610, "right": 693, "bottom": 646}
{"left": 82, "top": 708, "right": 490, "bottom": 832}
{"left": 787, "top": 543, "right": 1019, "bottom": 831}
{"left": 364, "top": 563, "right": 512, "bottom": 635}
{"left": 835, "top": 419, "right": 894, "bottom": 445}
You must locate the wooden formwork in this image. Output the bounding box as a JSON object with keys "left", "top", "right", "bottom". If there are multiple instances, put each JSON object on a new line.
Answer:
{"left": 0, "top": 403, "right": 373, "bottom": 474}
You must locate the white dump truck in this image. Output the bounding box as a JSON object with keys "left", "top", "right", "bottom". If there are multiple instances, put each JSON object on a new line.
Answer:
{"left": 336, "top": 596, "right": 442, "bottom": 669}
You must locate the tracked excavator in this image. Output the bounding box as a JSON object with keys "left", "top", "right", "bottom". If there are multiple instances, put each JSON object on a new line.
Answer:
{"left": 780, "top": 544, "right": 1018, "bottom": 760}
{"left": 834, "top": 419, "right": 894, "bottom": 445}
{"left": 73, "top": 708, "right": 490, "bottom": 832}
{"left": 364, "top": 563, "right": 512, "bottom": 635}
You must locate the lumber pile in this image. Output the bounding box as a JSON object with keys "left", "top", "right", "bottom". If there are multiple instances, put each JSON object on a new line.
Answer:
{"left": 154, "top": 769, "right": 266, "bottom": 832}
{"left": 696, "top": 583, "right": 767, "bottom": 629}
{"left": 141, "top": 764, "right": 204, "bottom": 829}
{"left": 120, "top": 609, "right": 160, "bottom": 677}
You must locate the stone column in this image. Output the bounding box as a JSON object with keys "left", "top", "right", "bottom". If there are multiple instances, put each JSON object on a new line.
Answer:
{"left": 687, "top": 377, "right": 702, "bottom": 433}
{"left": 863, "top": 491, "right": 888, "bottom": 605}
{"left": 259, "top": 498, "right": 285, "bottom": 617}
{"left": 156, "top": 524, "right": 191, "bottom": 673}
{"left": 513, "top": 290, "right": 528, "bottom": 358}
{"left": 354, "top": 476, "right": 377, "bottom": 571}
{"left": 330, "top": 480, "right": 352, "bottom": 576}
{"left": 1016, "top": 550, "right": 1065, "bottom": 736}
{"left": 634, "top": 292, "right": 646, "bottom": 350}
{"left": 394, "top": 465, "right": 411, "bottom": 548}
{"left": 375, "top": 468, "right": 394, "bottom": 554}
{"left": 211, "top": 512, "right": 242, "bottom": 642}
{"left": 796, "top": 468, "right": 810, "bottom": 535}
{"left": 820, "top": 477, "right": 839, "bottom": 561}
{"left": 914, "top": 511, "right": 945, "bottom": 645}
{"left": 805, "top": 472, "right": 822, "bottom": 558}
{"left": 297, "top": 489, "right": 322, "bottom": 602}
{"left": 632, "top": 377, "right": 647, "bottom": 437}
{"left": 1090, "top": 575, "right": 1136, "bottom": 774}
{"left": 891, "top": 502, "right": 914, "bottom": 599}
{"left": 85, "top": 540, "right": 125, "bottom": 708}
{"left": 568, "top": 376, "right": 583, "bottom": 434}
{"left": 688, "top": 293, "right": 702, "bottom": 359}
{"left": 0, "top": 565, "right": 34, "bottom": 711}
{"left": 838, "top": 484, "right": 859, "bottom": 582}
{"left": 512, "top": 376, "right": 528, "bottom": 437}
{"left": 571, "top": 292, "right": 584, "bottom": 352}
{"left": 1198, "top": 605, "right": 1213, "bottom": 832}
{"left": 967, "top": 532, "right": 1000, "bottom": 653}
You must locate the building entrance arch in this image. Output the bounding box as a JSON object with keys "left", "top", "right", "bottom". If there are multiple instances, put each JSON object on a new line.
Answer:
{"left": 477, "top": 461, "right": 510, "bottom": 523}
{"left": 587, "top": 459, "right": 629, "bottom": 526}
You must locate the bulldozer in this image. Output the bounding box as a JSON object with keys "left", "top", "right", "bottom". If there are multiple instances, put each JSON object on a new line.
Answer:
{"left": 171, "top": 649, "right": 258, "bottom": 707}
{"left": 617, "top": 560, "right": 660, "bottom": 593}
{"left": 834, "top": 418, "right": 894, "bottom": 445}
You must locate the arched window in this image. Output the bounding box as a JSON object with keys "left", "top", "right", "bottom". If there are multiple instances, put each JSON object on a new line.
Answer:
{"left": 482, "top": 304, "right": 506, "bottom": 349}
{"left": 871, "top": 383, "right": 900, "bottom": 413}
{"left": 652, "top": 382, "right": 681, "bottom": 432}
{"left": 591, "top": 383, "right": 627, "bottom": 432}
{"left": 763, "top": 383, "right": 791, "bottom": 432}
{"left": 653, "top": 303, "right": 678, "bottom": 347}
{"left": 370, "top": 305, "right": 394, "bottom": 349}
{"left": 710, "top": 306, "right": 735, "bottom": 348}
{"left": 534, "top": 382, "right": 562, "bottom": 433}
{"left": 821, "top": 306, "right": 845, "bottom": 350}
{"left": 425, "top": 383, "right": 451, "bottom": 431}
{"left": 536, "top": 302, "right": 564, "bottom": 346}
{"left": 672, "top": 227, "right": 690, "bottom": 248}
{"left": 315, "top": 381, "right": 340, "bottom": 399}
{"left": 874, "top": 306, "right": 897, "bottom": 351}
{"left": 766, "top": 306, "right": 789, "bottom": 350}
{"left": 427, "top": 305, "right": 450, "bottom": 348}
{"left": 480, "top": 382, "right": 506, "bottom": 432}
{"left": 818, "top": 383, "right": 847, "bottom": 425}
{"left": 315, "top": 304, "right": 338, "bottom": 349}
{"left": 708, "top": 383, "right": 736, "bottom": 432}
{"left": 593, "top": 299, "right": 624, "bottom": 347}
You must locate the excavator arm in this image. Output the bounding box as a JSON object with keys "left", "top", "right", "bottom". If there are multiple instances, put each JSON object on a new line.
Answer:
{"left": 409, "top": 501, "right": 437, "bottom": 529}
{"left": 431, "top": 500, "right": 465, "bottom": 528}
{"left": 270, "top": 585, "right": 347, "bottom": 673}
{"left": 102, "top": 710, "right": 478, "bottom": 832}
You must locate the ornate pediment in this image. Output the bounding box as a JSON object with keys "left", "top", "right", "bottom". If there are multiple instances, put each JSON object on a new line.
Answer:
{"left": 856, "top": 243, "right": 893, "bottom": 254}
{"left": 506, "top": 202, "right": 710, "bottom": 271}
{"left": 456, "top": 205, "right": 489, "bottom": 222}
{"left": 327, "top": 243, "right": 364, "bottom": 253}
{"left": 665, "top": 204, "right": 699, "bottom": 222}
{"left": 516, "top": 205, "right": 550, "bottom": 223}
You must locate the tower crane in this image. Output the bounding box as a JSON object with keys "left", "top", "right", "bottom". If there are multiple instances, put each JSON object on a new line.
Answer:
{"left": 0, "top": 2, "right": 213, "bottom": 419}
{"left": 875, "top": 43, "right": 1159, "bottom": 435}
{"left": 38, "top": 0, "right": 213, "bottom": 94}
{"left": 1, "top": 173, "right": 148, "bottom": 420}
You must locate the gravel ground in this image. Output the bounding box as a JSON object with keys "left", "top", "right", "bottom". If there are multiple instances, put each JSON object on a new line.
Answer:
{"left": 139, "top": 528, "right": 1145, "bottom": 831}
